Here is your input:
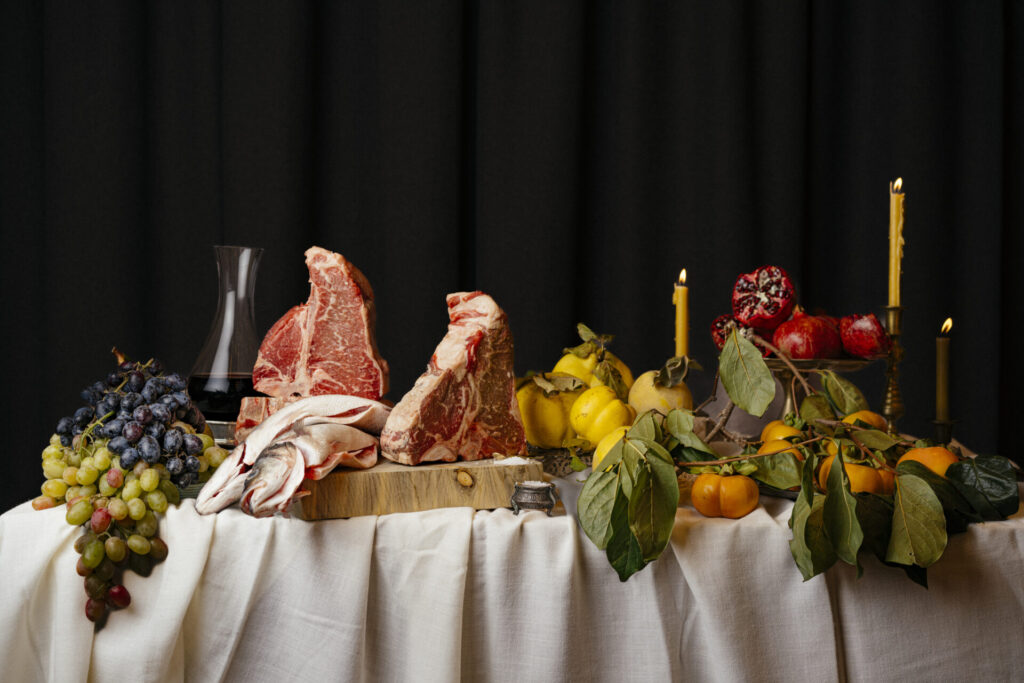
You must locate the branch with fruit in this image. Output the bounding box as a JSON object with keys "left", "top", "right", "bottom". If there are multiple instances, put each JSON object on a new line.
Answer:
{"left": 554, "top": 265, "right": 1019, "bottom": 584}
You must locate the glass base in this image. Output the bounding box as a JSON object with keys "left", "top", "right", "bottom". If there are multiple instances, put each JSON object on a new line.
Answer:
{"left": 206, "top": 420, "right": 238, "bottom": 448}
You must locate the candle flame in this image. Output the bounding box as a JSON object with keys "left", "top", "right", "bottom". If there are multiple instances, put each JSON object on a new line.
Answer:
{"left": 940, "top": 318, "right": 953, "bottom": 334}
{"left": 678, "top": 269, "right": 686, "bottom": 285}
{"left": 893, "top": 177, "right": 903, "bottom": 192}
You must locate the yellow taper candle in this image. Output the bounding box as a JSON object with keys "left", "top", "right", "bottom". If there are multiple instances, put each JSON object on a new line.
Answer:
{"left": 936, "top": 318, "right": 952, "bottom": 422}
{"left": 888, "top": 178, "right": 905, "bottom": 306}
{"left": 674, "top": 269, "right": 688, "bottom": 357}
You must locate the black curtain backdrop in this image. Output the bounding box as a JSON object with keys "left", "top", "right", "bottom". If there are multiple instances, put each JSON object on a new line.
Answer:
{"left": 2, "top": 1, "right": 1021, "bottom": 513}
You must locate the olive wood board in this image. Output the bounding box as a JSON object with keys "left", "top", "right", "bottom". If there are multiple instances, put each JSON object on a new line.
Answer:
{"left": 298, "top": 458, "right": 545, "bottom": 520}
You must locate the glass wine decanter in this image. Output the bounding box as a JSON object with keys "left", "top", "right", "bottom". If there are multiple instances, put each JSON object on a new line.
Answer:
{"left": 188, "top": 245, "right": 263, "bottom": 435}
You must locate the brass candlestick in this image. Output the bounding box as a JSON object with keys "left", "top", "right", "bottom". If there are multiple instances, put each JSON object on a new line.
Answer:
{"left": 933, "top": 419, "right": 955, "bottom": 446}
{"left": 882, "top": 306, "right": 905, "bottom": 434}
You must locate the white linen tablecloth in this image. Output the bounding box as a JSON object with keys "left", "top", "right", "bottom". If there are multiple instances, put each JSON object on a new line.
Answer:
{"left": 2, "top": 491, "right": 1023, "bottom": 682}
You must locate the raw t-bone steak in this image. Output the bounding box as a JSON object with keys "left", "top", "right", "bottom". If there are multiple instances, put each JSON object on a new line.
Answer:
{"left": 380, "top": 291, "right": 526, "bottom": 465}
{"left": 252, "top": 246, "right": 389, "bottom": 400}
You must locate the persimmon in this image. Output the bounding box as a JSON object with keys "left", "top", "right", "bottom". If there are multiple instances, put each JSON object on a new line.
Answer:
{"left": 691, "top": 473, "right": 759, "bottom": 519}
{"left": 759, "top": 439, "right": 804, "bottom": 461}
{"left": 818, "top": 455, "right": 884, "bottom": 494}
{"left": 762, "top": 423, "right": 802, "bottom": 443}
{"left": 897, "top": 447, "right": 959, "bottom": 478}
{"left": 842, "top": 410, "right": 887, "bottom": 431}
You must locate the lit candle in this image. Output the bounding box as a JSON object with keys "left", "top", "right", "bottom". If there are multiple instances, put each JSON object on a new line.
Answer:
{"left": 674, "top": 269, "right": 688, "bottom": 358}
{"left": 936, "top": 318, "right": 952, "bottom": 422}
{"left": 888, "top": 178, "right": 905, "bottom": 306}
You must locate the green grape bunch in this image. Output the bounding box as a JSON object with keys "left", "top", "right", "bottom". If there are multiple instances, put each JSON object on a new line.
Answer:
{"left": 34, "top": 351, "right": 230, "bottom": 628}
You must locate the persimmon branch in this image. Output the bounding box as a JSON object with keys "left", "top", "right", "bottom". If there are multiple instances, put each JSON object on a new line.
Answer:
{"left": 694, "top": 370, "right": 719, "bottom": 415}
{"left": 679, "top": 435, "right": 824, "bottom": 468}
{"left": 705, "top": 401, "right": 734, "bottom": 442}
{"left": 745, "top": 330, "right": 814, "bottom": 396}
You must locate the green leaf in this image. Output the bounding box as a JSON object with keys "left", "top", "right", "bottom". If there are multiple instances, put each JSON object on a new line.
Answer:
{"left": 799, "top": 395, "right": 836, "bottom": 426}
{"left": 823, "top": 455, "right": 864, "bottom": 573}
{"left": 593, "top": 360, "right": 629, "bottom": 402}
{"left": 530, "top": 372, "right": 584, "bottom": 395}
{"left": 569, "top": 453, "right": 586, "bottom": 472}
{"left": 893, "top": 563, "right": 929, "bottom": 588}
{"left": 627, "top": 462, "right": 678, "bottom": 562}
{"left": 718, "top": 329, "right": 775, "bottom": 417}
{"left": 854, "top": 429, "right": 898, "bottom": 451}
{"left": 606, "top": 489, "right": 647, "bottom": 581}
{"left": 619, "top": 439, "right": 647, "bottom": 500}
{"left": 665, "top": 409, "right": 694, "bottom": 436}
{"left": 563, "top": 340, "right": 595, "bottom": 358}
{"left": 946, "top": 455, "right": 1020, "bottom": 520}
{"left": 576, "top": 470, "right": 619, "bottom": 549}
{"left": 796, "top": 450, "right": 817, "bottom": 512}
{"left": 664, "top": 409, "right": 715, "bottom": 456}
{"left": 819, "top": 370, "right": 869, "bottom": 415}
{"left": 627, "top": 411, "right": 661, "bottom": 443}
{"left": 751, "top": 451, "right": 802, "bottom": 490}
{"left": 655, "top": 356, "right": 701, "bottom": 387}
{"left": 789, "top": 492, "right": 814, "bottom": 578}
{"left": 591, "top": 440, "right": 624, "bottom": 473}
{"left": 790, "top": 494, "right": 837, "bottom": 580}
{"left": 854, "top": 493, "right": 894, "bottom": 560}
{"left": 577, "top": 323, "right": 598, "bottom": 343}
{"left": 676, "top": 446, "right": 712, "bottom": 464}
{"left": 886, "top": 474, "right": 948, "bottom": 568}
{"left": 896, "top": 460, "right": 981, "bottom": 533}
{"left": 633, "top": 437, "right": 676, "bottom": 469}
{"left": 677, "top": 432, "right": 715, "bottom": 456}
{"left": 563, "top": 323, "right": 614, "bottom": 358}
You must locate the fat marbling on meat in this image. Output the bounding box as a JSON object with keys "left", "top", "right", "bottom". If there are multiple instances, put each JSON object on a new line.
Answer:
{"left": 252, "top": 246, "right": 389, "bottom": 400}
{"left": 380, "top": 291, "right": 526, "bottom": 465}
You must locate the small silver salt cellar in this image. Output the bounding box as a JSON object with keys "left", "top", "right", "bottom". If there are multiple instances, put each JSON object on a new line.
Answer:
{"left": 511, "top": 480, "right": 557, "bottom": 515}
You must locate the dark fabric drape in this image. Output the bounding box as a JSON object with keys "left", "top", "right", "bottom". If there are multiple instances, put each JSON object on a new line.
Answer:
{"left": 2, "top": 1, "right": 1021, "bottom": 513}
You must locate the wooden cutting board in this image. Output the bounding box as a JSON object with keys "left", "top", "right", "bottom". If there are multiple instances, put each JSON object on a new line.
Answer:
{"left": 298, "top": 458, "right": 545, "bottom": 520}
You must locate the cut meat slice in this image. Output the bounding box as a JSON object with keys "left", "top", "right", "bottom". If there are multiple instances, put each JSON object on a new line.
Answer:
{"left": 380, "top": 291, "right": 526, "bottom": 465}
{"left": 252, "top": 246, "right": 389, "bottom": 400}
{"left": 235, "top": 396, "right": 294, "bottom": 442}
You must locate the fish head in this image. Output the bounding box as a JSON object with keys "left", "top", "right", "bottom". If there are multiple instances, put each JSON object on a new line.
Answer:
{"left": 241, "top": 443, "right": 303, "bottom": 516}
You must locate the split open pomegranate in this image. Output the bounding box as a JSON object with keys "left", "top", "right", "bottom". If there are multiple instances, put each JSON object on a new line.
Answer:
{"left": 710, "top": 314, "right": 769, "bottom": 356}
{"left": 731, "top": 265, "right": 796, "bottom": 331}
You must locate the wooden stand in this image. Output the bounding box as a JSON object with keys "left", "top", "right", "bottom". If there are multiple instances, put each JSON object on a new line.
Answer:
{"left": 298, "top": 458, "right": 545, "bottom": 520}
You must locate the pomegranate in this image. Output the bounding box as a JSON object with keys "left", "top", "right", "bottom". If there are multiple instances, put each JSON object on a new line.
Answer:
{"left": 772, "top": 312, "right": 842, "bottom": 359}
{"left": 731, "top": 265, "right": 797, "bottom": 331}
{"left": 840, "top": 313, "right": 891, "bottom": 358}
{"left": 710, "top": 314, "right": 769, "bottom": 356}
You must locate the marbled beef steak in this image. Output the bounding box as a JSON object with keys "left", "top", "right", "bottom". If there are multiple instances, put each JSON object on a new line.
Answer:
{"left": 253, "top": 246, "right": 389, "bottom": 400}
{"left": 380, "top": 291, "right": 526, "bottom": 465}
